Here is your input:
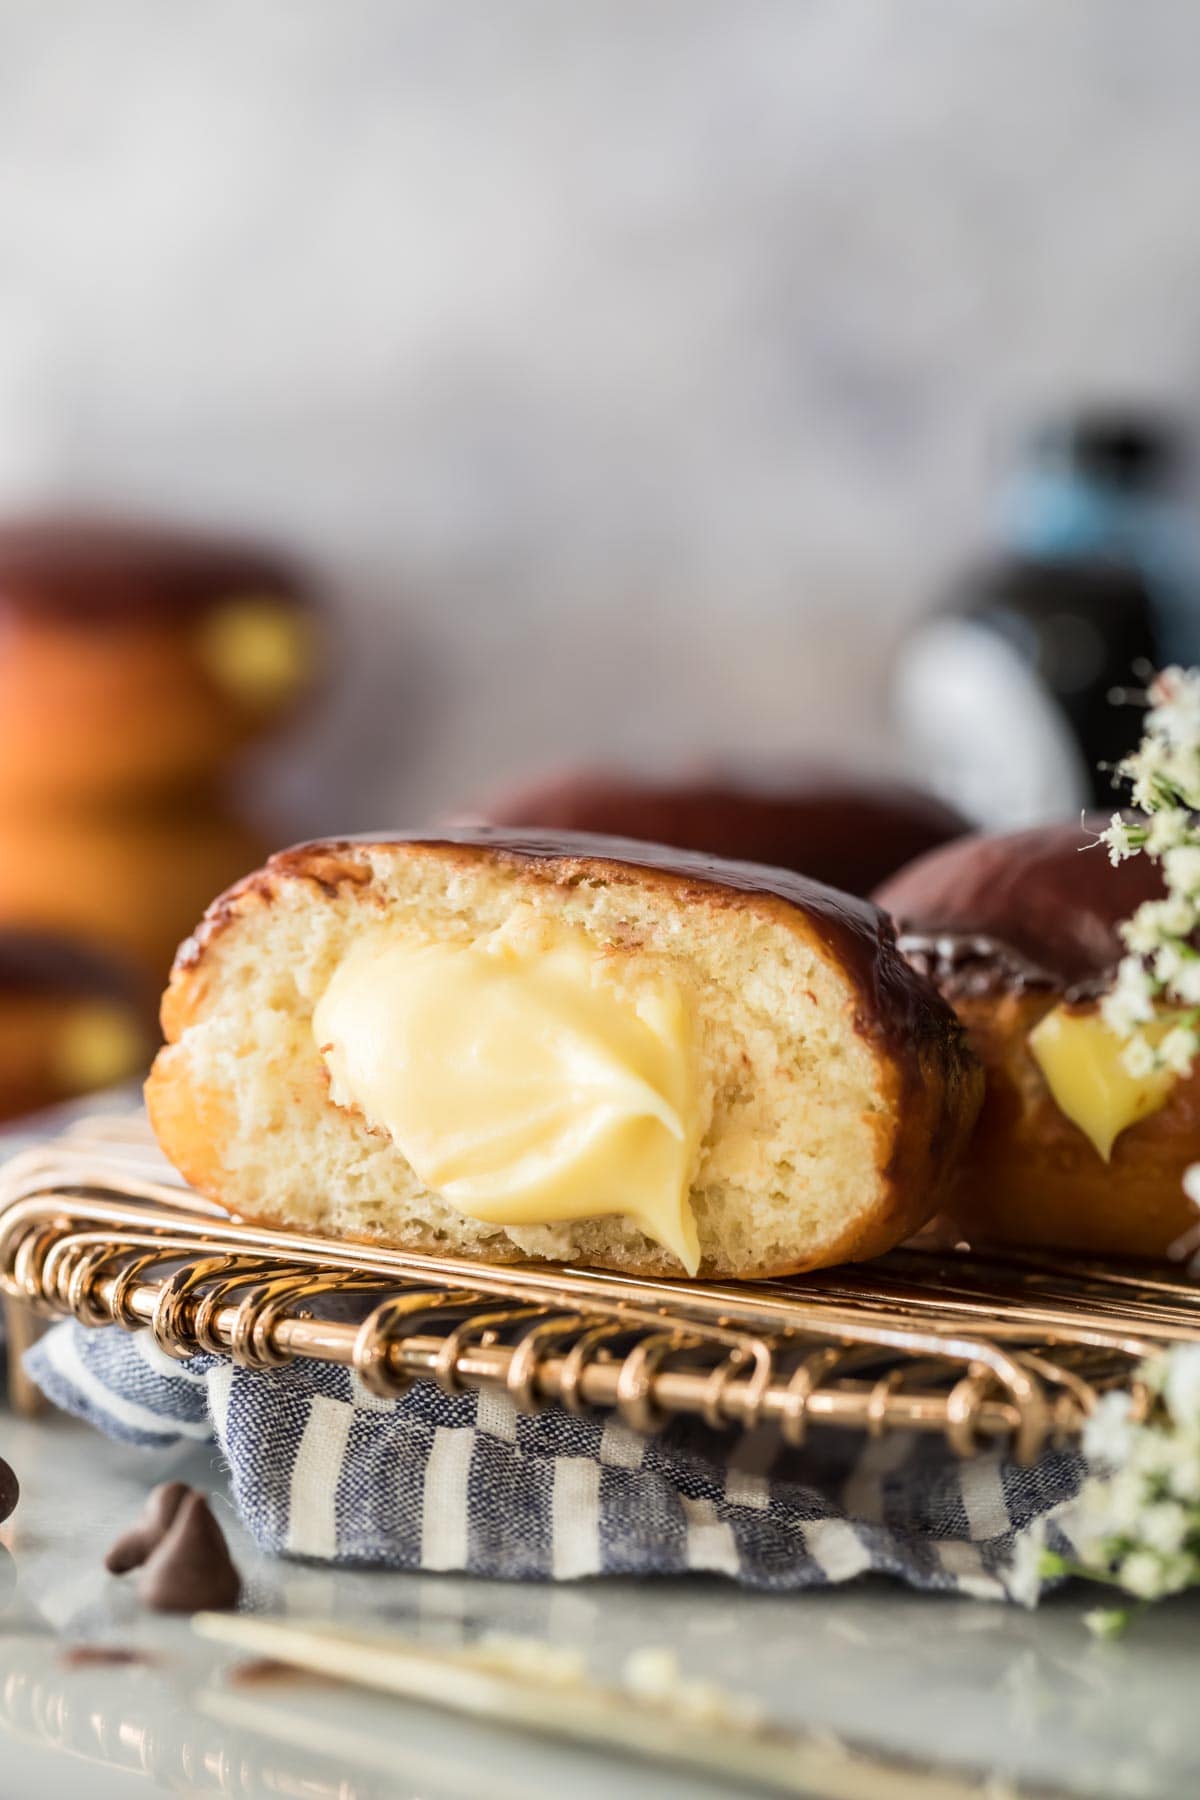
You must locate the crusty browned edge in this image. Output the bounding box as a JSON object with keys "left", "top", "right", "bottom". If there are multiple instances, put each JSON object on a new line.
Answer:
{"left": 151, "top": 829, "right": 982, "bottom": 1279}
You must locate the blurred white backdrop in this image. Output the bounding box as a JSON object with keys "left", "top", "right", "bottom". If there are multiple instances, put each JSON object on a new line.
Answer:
{"left": 0, "top": 0, "right": 1198, "bottom": 831}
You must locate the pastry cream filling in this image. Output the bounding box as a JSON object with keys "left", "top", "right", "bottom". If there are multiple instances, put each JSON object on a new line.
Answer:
{"left": 313, "top": 911, "right": 701, "bottom": 1273}
{"left": 1029, "top": 1006, "right": 1177, "bottom": 1161}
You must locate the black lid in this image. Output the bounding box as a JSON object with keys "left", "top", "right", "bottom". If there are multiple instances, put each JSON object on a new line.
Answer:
{"left": 1033, "top": 410, "right": 1186, "bottom": 490}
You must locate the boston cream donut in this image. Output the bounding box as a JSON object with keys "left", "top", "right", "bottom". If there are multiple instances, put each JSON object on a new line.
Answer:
{"left": 0, "top": 514, "right": 318, "bottom": 804}
{"left": 145, "top": 829, "right": 980, "bottom": 1279}
{"left": 874, "top": 821, "right": 1196, "bottom": 1259}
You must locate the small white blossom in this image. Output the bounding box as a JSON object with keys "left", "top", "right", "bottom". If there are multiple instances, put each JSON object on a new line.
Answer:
{"left": 1131, "top": 1423, "right": 1200, "bottom": 1502}
{"left": 1153, "top": 942, "right": 1184, "bottom": 987}
{"left": 1161, "top": 1555, "right": 1197, "bottom": 1594}
{"left": 1164, "top": 845, "right": 1200, "bottom": 898}
{"left": 1165, "top": 1437, "right": 1200, "bottom": 1504}
{"left": 1123, "top": 738, "right": 1172, "bottom": 811}
{"left": 1168, "top": 761, "right": 1200, "bottom": 813}
{"left": 1168, "top": 958, "right": 1200, "bottom": 1007}
{"left": 1003, "top": 1521, "right": 1048, "bottom": 1608}
{"left": 1102, "top": 957, "right": 1158, "bottom": 1035}
{"left": 1082, "top": 1463, "right": 1147, "bottom": 1535}
{"left": 1120, "top": 1550, "right": 1170, "bottom": 1599}
{"left": 1158, "top": 1025, "right": 1199, "bottom": 1078}
{"left": 1147, "top": 808, "right": 1191, "bottom": 854}
{"left": 1128, "top": 1428, "right": 1185, "bottom": 1485}
{"left": 1083, "top": 1389, "right": 1138, "bottom": 1467}
{"left": 1120, "top": 1034, "right": 1158, "bottom": 1079}
{"left": 1124, "top": 731, "right": 1171, "bottom": 777}
{"left": 1148, "top": 666, "right": 1200, "bottom": 747}
{"left": 1104, "top": 992, "right": 1147, "bottom": 1038}
{"left": 1120, "top": 905, "right": 1166, "bottom": 957}
{"left": 1139, "top": 1500, "right": 1189, "bottom": 1556}
{"left": 1183, "top": 1164, "right": 1200, "bottom": 1210}
{"left": 1118, "top": 897, "right": 1195, "bottom": 954}
{"left": 1066, "top": 1346, "right": 1200, "bottom": 1612}
{"left": 1164, "top": 894, "right": 1200, "bottom": 936}
{"left": 1099, "top": 813, "right": 1137, "bottom": 865}
{"left": 1165, "top": 1346, "right": 1200, "bottom": 1429}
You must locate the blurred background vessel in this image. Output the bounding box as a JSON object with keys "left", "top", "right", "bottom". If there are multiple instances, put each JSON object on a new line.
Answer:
{"left": 894, "top": 408, "right": 1192, "bottom": 829}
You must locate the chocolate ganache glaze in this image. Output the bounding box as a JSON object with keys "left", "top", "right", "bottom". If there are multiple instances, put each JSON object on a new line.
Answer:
{"left": 874, "top": 819, "right": 1167, "bottom": 993}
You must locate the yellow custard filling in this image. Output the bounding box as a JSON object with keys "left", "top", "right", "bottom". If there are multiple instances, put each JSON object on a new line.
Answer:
{"left": 1028, "top": 1006, "right": 1178, "bottom": 1161}
{"left": 313, "top": 910, "right": 701, "bottom": 1271}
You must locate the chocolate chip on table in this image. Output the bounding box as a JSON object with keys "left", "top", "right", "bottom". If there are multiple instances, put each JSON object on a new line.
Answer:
{"left": 0, "top": 1457, "right": 18, "bottom": 1524}
{"left": 104, "top": 1480, "right": 191, "bottom": 1574}
{"left": 136, "top": 1491, "right": 242, "bottom": 1615}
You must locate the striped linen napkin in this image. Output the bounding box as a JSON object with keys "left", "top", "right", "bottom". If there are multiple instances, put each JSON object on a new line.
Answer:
{"left": 25, "top": 1316, "right": 1085, "bottom": 1601}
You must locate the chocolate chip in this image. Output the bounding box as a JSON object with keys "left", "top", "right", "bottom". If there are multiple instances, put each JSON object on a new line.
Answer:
{"left": 105, "top": 1480, "right": 191, "bottom": 1574}
{"left": 136, "top": 1492, "right": 241, "bottom": 1614}
{"left": 0, "top": 1457, "right": 18, "bottom": 1524}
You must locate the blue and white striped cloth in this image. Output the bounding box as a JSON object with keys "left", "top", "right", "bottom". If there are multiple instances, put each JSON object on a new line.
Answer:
{"left": 26, "top": 1316, "right": 1085, "bottom": 1601}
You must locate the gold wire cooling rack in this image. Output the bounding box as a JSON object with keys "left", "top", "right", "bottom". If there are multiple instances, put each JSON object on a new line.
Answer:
{"left": 4, "top": 1113, "right": 1200, "bottom": 1463}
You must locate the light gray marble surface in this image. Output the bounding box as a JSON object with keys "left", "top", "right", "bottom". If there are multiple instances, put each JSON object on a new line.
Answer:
{"left": 1, "top": 1408, "right": 1198, "bottom": 1800}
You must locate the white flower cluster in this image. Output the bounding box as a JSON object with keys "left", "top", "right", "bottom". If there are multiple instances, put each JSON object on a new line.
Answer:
{"left": 1064, "top": 1346, "right": 1200, "bottom": 1609}
{"left": 1118, "top": 665, "right": 1200, "bottom": 813}
{"left": 1097, "top": 667, "right": 1200, "bottom": 1076}
{"left": 1042, "top": 670, "right": 1200, "bottom": 1625}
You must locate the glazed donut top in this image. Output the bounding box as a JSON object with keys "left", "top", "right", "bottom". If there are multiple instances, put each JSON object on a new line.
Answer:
{"left": 0, "top": 514, "right": 312, "bottom": 623}
{"left": 873, "top": 819, "right": 1165, "bottom": 993}
{"left": 471, "top": 768, "right": 970, "bottom": 898}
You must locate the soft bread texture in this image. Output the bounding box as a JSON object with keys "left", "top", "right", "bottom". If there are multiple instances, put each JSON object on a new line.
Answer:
{"left": 146, "top": 830, "right": 981, "bottom": 1280}
{"left": 875, "top": 823, "right": 1196, "bottom": 1260}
